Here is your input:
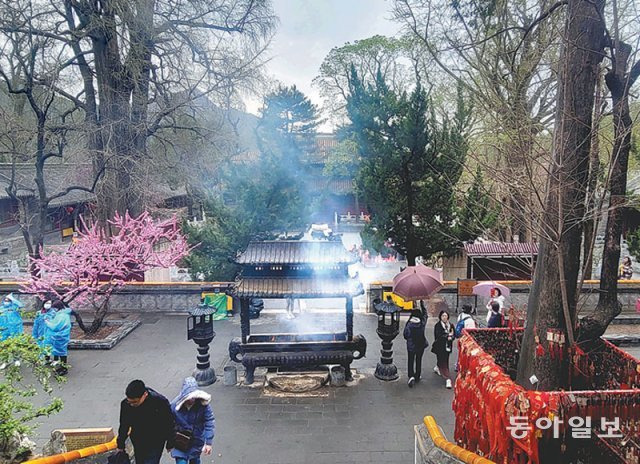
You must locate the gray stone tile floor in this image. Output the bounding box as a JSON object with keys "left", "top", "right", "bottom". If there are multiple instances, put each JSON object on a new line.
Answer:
{"left": 33, "top": 311, "right": 640, "bottom": 463}
{"left": 33, "top": 311, "right": 457, "bottom": 464}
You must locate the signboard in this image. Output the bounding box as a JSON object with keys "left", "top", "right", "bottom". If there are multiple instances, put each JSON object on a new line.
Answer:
{"left": 457, "top": 279, "right": 477, "bottom": 297}
{"left": 54, "top": 428, "right": 115, "bottom": 451}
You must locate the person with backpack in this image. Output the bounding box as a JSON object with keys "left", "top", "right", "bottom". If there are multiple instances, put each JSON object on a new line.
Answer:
{"left": 455, "top": 304, "right": 477, "bottom": 338}
{"left": 431, "top": 310, "right": 455, "bottom": 389}
{"left": 403, "top": 301, "right": 428, "bottom": 388}
{"left": 454, "top": 305, "right": 477, "bottom": 372}
{"left": 170, "top": 377, "right": 215, "bottom": 464}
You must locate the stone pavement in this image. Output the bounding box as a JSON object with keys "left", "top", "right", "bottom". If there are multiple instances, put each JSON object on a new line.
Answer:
{"left": 33, "top": 311, "right": 457, "bottom": 464}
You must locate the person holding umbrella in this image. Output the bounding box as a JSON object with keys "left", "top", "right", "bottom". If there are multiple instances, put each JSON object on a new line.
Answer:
{"left": 431, "top": 310, "right": 454, "bottom": 389}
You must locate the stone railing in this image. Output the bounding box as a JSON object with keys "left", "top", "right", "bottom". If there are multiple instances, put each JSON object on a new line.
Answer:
{"left": 368, "top": 280, "right": 640, "bottom": 314}
{"left": 0, "top": 282, "right": 233, "bottom": 313}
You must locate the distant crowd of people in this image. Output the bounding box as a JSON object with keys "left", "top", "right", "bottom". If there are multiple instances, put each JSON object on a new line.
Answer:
{"left": 402, "top": 286, "right": 507, "bottom": 390}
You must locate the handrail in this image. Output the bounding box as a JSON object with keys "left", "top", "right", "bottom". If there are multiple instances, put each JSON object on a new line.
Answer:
{"left": 22, "top": 437, "right": 117, "bottom": 464}
{"left": 423, "top": 416, "right": 495, "bottom": 464}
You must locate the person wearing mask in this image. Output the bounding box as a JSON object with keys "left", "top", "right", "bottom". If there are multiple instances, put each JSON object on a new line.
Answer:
{"left": 619, "top": 256, "right": 634, "bottom": 280}
{"left": 32, "top": 299, "right": 56, "bottom": 347}
{"left": 170, "top": 377, "right": 215, "bottom": 464}
{"left": 117, "top": 380, "right": 175, "bottom": 464}
{"left": 403, "top": 301, "right": 428, "bottom": 388}
{"left": 44, "top": 300, "right": 72, "bottom": 375}
{"left": 0, "top": 294, "right": 23, "bottom": 340}
{"left": 431, "top": 310, "right": 455, "bottom": 389}
{"left": 485, "top": 287, "right": 506, "bottom": 326}
{"left": 487, "top": 302, "right": 503, "bottom": 328}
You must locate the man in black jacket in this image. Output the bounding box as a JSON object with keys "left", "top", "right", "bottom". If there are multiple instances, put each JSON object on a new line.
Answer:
{"left": 117, "top": 380, "right": 175, "bottom": 464}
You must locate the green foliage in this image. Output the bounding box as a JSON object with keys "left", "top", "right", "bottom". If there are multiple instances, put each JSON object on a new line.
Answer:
{"left": 627, "top": 222, "right": 640, "bottom": 263}
{"left": 456, "top": 166, "right": 498, "bottom": 242}
{"left": 344, "top": 68, "right": 472, "bottom": 263}
{"left": 183, "top": 86, "right": 321, "bottom": 281}
{"left": 323, "top": 137, "right": 360, "bottom": 178}
{"left": 182, "top": 200, "right": 252, "bottom": 281}
{"left": 226, "top": 85, "right": 319, "bottom": 233}
{"left": 0, "top": 335, "right": 63, "bottom": 461}
{"left": 314, "top": 35, "right": 411, "bottom": 121}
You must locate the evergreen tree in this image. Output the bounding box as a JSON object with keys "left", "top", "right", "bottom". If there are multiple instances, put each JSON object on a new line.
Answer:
{"left": 228, "top": 85, "right": 319, "bottom": 234}
{"left": 345, "top": 68, "right": 471, "bottom": 264}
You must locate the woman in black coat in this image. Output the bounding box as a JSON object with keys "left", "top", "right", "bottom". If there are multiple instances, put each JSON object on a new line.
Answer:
{"left": 431, "top": 310, "right": 454, "bottom": 389}
{"left": 403, "top": 301, "right": 427, "bottom": 388}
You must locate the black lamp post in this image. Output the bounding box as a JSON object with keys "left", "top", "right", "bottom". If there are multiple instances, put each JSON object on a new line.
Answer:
{"left": 374, "top": 296, "right": 402, "bottom": 381}
{"left": 187, "top": 301, "right": 216, "bottom": 386}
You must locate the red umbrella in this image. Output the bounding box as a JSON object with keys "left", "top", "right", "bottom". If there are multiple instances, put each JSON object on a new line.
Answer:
{"left": 392, "top": 265, "right": 443, "bottom": 300}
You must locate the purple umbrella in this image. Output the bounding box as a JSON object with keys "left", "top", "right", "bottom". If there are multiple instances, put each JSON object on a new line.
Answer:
{"left": 472, "top": 281, "right": 510, "bottom": 298}
{"left": 392, "top": 265, "right": 443, "bottom": 301}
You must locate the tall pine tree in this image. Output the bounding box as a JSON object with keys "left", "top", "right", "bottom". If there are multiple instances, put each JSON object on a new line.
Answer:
{"left": 229, "top": 85, "right": 319, "bottom": 234}
{"left": 345, "top": 68, "right": 471, "bottom": 264}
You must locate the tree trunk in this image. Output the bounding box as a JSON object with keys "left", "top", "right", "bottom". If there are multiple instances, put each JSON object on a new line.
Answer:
{"left": 578, "top": 42, "right": 638, "bottom": 342}
{"left": 403, "top": 162, "right": 416, "bottom": 266}
{"left": 516, "top": 0, "right": 605, "bottom": 390}
{"left": 581, "top": 73, "right": 604, "bottom": 280}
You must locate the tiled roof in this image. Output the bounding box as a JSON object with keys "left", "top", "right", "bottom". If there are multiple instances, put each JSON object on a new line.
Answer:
{"left": 189, "top": 304, "right": 217, "bottom": 316}
{"left": 463, "top": 242, "right": 539, "bottom": 257}
{"left": 232, "top": 277, "right": 363, "bottom": 298}
{"left": 0, "top": 164, "right": 96, "bottom": 206}
{"left": 308, "top": 177, "right": 354, "bottom": 194}
{"left": 236, "top": 240, "right": 358, "bottom": 265}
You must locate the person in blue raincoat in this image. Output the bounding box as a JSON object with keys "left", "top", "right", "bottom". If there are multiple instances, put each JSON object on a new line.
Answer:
{"left": 170, "top": 377, "right": 215, "bottom": 464}
{"left": 44, "top": 300, "right": 72, "bottom": 375}
{"left": 0, "top": 293, "right": 23, "bottom": 340}
{"left": 32, "top": 299, "right": 56, "bottom": 347}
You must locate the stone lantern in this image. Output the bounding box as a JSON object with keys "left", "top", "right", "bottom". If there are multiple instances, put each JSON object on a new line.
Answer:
{"left": 187, "top": 301, "right": 216, "bottom": 386}
{"left": 373, "top": 296, "right": 402, "bottom": 381}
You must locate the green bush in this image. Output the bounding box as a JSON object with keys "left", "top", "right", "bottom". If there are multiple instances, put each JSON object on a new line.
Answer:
{"left": 0, "top": 335, "right": 63, "bottom": 462}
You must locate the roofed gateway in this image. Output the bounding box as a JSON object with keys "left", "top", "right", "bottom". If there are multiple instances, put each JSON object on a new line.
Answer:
{"left": 228, "top": 240, "right": 366, "bottom": 383}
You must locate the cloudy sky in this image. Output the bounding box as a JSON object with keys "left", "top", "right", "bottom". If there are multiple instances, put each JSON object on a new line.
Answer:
{"left": 244, "top": 0, "right": 401, "bottom": 122}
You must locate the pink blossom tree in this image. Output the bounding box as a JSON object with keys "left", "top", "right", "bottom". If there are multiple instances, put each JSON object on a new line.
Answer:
{"left": 21, "top": 211, "right": 192, "bottom": 333}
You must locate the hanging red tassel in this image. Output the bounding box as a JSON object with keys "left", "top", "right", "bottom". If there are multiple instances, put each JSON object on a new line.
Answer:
{"left": 535, "top": 335, "right": 545, "bottom": 358}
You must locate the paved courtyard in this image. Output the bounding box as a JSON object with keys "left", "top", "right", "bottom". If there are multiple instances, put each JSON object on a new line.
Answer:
{"left": 33, "top": 310, "right": 458, "bottom": 464}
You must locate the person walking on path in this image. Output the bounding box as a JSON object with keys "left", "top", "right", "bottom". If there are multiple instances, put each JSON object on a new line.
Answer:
{"left": 485, "top": 287, "right": 506, "bottom": 325}
{"left": 432, "top": 310, "right": 455, "bottom": 389}
{"left": 0, "top": 293, "right": 23, "bottom": 340}
{"left": 455, "top": 305, "right": 477, "bottom": 372}
{"left": 44, "top": 300, "right": 72, "bottom": 375}
{"left": 32, "top": 299, "right": 56, "bottom": 347}
{"left": 487, "top": 302, "right": 503, "bottom": 328}
{"left": 170, "top": 377, "right": 215, "bottom": 464}
{"left": 456, "top": 304, "right": 477, "bottom": 336}
{"left": 404, "top": 301, "right": 428, "bottom": 388}
{"left": 117, "top": 380, "right": 175, "bottom": 464}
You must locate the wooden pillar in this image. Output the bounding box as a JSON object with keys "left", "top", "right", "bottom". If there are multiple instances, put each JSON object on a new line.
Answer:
{"left": 240, "top": 298, "right": 250, "bottom": 343}
{"left": 346, "top": 296, "right": 353, "bottom": 340}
